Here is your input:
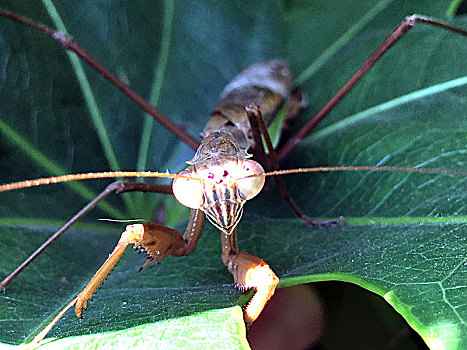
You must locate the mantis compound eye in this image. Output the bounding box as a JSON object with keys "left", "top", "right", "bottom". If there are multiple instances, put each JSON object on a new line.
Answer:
{"left": 235, "top": 160, "right": 265, "bottom": 200}
{"left": 172, "top": 168, "right": 205, "bottom": 209}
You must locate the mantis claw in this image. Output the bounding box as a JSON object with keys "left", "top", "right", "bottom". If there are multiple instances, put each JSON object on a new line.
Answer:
{"left": 227, "top": 251, "right": 279, "bottom": 324}
{"left": 75, "top": 223, "right": 186, "bottom": 318}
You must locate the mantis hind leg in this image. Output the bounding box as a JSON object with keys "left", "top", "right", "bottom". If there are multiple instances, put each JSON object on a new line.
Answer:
{"left": 0, "top": 181, "right": 178, "bottom": 290}
{"left": 1, "top": 181, "right": 125, "bottom": 290}
{"left": 246, "top": 105, "right": 344, "bottom": 227}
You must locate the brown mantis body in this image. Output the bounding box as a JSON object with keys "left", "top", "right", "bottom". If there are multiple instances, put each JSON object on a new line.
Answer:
{"left": 0, "top": 1, "right": 467, "bottom": 347}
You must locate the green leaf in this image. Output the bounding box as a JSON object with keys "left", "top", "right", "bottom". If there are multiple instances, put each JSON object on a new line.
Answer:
{"left": 0, "top": 0, "right": 466, "bottom": 349}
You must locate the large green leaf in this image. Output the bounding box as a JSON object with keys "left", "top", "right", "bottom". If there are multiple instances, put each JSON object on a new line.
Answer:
{"left": 0, "top": 0, "right": 466, "bottom": 348}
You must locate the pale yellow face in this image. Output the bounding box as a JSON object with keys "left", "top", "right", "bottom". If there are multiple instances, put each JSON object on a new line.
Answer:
{"left": 172, "top": 158, "right": 265, "bottom": 234}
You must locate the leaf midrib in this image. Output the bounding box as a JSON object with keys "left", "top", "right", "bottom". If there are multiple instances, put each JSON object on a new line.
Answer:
{"left": 305, "top": 75, "right": 467, "bottom": 143}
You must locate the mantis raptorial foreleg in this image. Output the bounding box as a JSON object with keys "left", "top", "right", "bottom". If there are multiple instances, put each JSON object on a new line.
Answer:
{"left": 29, "top": 207, "right": 206, "bottom": 345}
{"left": 75, "top": 210, "right": 206, "bottom": 318}
{"left": 220, "top": 227, "right": 279, "bottom": 325}
{"left": 33, "top": 199, "right": 277, "bottom": 342}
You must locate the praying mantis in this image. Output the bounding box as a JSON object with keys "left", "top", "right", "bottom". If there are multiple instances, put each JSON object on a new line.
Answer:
{"left": 0, "top": 0, "right": 467, "bottom": 348}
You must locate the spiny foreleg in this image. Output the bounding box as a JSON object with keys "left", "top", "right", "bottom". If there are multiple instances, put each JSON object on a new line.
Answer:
{"left": 75, "top": 209, "right": 205, "bottom": 317}
{"left": 221, "top": 228, "right": 279, "bottom": 324}
{"left": 32, "top": 209, "right": 205, "bottom": 345}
